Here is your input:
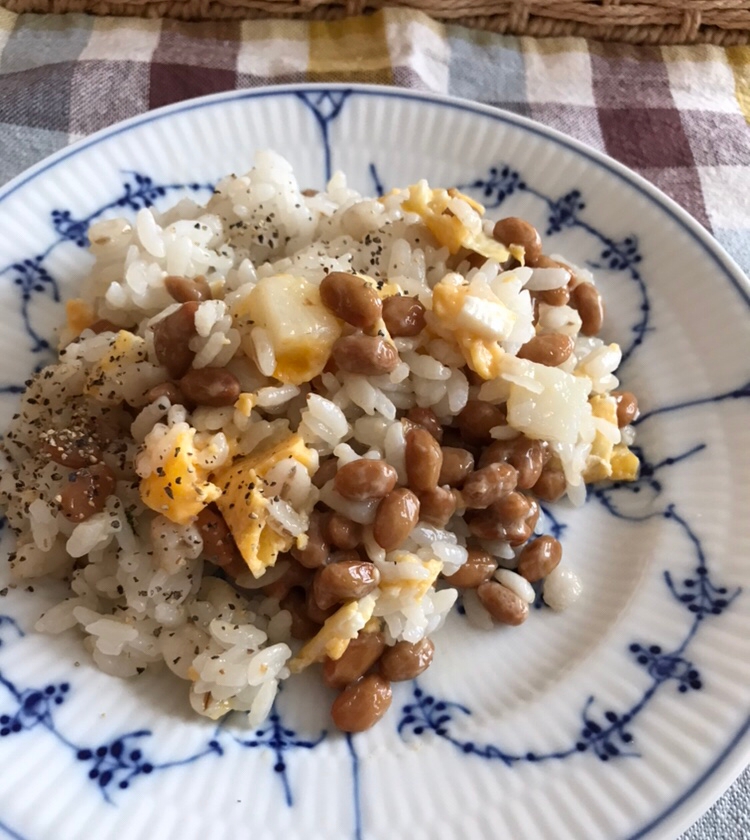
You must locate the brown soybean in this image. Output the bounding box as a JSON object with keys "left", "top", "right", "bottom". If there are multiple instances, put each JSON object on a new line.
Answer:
{"left": 532, "top": 465, "right": 567, "bottom": 502}
{"left": 477, "top": 581, "right": 529, "bottom": 625}
{"left": 438, "top": 447, "right": 474, "bottom": 487}
{"left": 480, "top": 436, "right": 545, "bottom": 490}
{"left": 468, "top": 496, "right": 538, "bottom": 545}
{"left": 492, "top": 217, "right": 542, "bottom": 266}
{"left": 491, "top": 491, "right": 532, "bottom": 525}
{"left": 152, "top": 301, "right": 199, "bottom": 378}
{"left": 418, "top": 486, "right": 457, "bottom": 527}
{"left": 164, "top": 274, "right": 212, "bottom": 303}
{"left": 323, "top": 632, "right": 386, "bottom": 689}
{"left": 517, "top": 334, "right": 574, "bottom": 367}
{"left": 334, "top": 459, "right": 398, "bottom": 501}
{"left": 292, "top": 511, "right": 330, "bottom": 569}
{"left": 320, "top": 272, "right": 383, "bottom": 330}
{"left": 145, "top": 381, "right": 184, "bottom": 406}
{"left": 373, "top": 488, "right": 420, "bottom": 550}
{"left": 332, "top": 334, "right": 399, "bottom": 376}
{"left": 313, "top": 457, "right": 338, "bottom": 489}
{"left": 405, "top": 427, "right": 443, "bottom": 491}
{"left": 535, "top": 285, "right": 571, "bottom": 306}
{"left": 325, "top": 513, "right": 363, "bottom": 551}
{"left": 59, "top": 463, "right": 117, "bottom": 523}
{"left": 457, "top": 400, "right": 506, "bottom": 442}
{"left": 406, "top": 407, "right": 443, "bottom": 442}
{"left": 331, "top": 674, "right": 392, "bottom": 732}
{"left": 313, "top": 560, "right": 380, "bottom": 610}
{"left": 443, "top": 548, "right": 497, "bottom": 588}
{"left": 281, "top": 590, "right": 320, "bottom": 640}
{"left": 41, "top": 429, "right": 102, "bottom": 469}
{"left": 179, "top": 368, "right": 241, "bottom": 407}
{"left": 533, "top": 255, "right": 573, "bottom": 297}
{"left": 382, "top": 295, "right": 426, "bottom": 337}
{"left": 570, "top": 282, "right": 604, "bottom": 336}
{"left": 262, "top": 560, "right": 313, "bottom": 601}
{"left": 461, "top": 463, "right": 518, "bottom": 509}
{"left": 90, "top": 319, "right": 122, "bottom": 334}
{"left": 518, "top": 535, "right": 562, "bottom": 583}
{"left": 306, "top": 586, "right": 337, "bottom": 625}
{"left": 195, "top": 507, "right": 238, "bottom": 568}
{"left": 613, "top": 391, "right": 640, "bottom": 427}
{"left": 380, "top": 638, "right": 434, "bottom": 682}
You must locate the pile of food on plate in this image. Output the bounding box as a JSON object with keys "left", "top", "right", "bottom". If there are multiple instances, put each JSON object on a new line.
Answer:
{"left": 0, "top": 152, "right": 639, "bottom": 732}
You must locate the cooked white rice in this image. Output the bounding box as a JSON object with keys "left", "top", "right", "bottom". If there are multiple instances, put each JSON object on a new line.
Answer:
{"left": 0, "top": 151, "right": 638, "bottom": 729}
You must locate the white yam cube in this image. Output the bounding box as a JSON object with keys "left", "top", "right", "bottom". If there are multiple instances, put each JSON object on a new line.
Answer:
{"left": 507, "top": 363, "right": 592, "bottom": 445}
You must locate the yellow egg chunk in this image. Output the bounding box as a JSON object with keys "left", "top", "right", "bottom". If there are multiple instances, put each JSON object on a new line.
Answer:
{"left": 289, "top": 594, "right": 377, "bottom": 673}
{"left": 583, "top": 395, "right": 619, "bottom": 483}
{"left": 140, "top": 428, "right": 221, "bottom": 525}
{"left": 213, "top": 433, "right": 317, "bottom": 577}
{"left": 214, "top": 469, "right": 268, "bottom": 576}
{"left": 65, "top": 298, "right": 94, "bottom": 335}
{"left": 378, "top": 554, "right": 442, "bottom": 602}
{"left": 402, "top": 181, "right": 510, "bottom": 261}
{"left": 235, "top": 392, "right": 256, "bottom": 417}
{"left": 610, "top": 445, "right": 640, "bottom": 481}
{"left": 431, "top": 279, "right": 508, "bottom": 380}
{"left": 459, "top": 333, "right": 505, "bottom": 380}
{"left": 234, "top": 273, "right": 341, "bottom": 386}
{"left": 583, "top": 396, "right": 640, "bottom": 483}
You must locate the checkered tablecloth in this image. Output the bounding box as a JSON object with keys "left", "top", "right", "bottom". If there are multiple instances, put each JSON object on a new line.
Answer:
{"left": 0, "top": 7, "right": 748, "bottom": 837}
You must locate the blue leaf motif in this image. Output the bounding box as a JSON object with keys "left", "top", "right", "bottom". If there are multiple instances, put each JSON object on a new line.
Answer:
{"left": 546, "top": 190, "right": 585, "bottom": 234}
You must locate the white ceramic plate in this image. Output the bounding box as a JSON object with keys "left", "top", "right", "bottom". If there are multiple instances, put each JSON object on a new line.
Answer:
{"left": 0, "top": 85, "right": 748, "bottom": 840}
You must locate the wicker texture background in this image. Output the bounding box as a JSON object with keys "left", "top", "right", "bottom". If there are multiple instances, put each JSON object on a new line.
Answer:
{"left": 0, "top": 0, "right": 749, "bottom": 44}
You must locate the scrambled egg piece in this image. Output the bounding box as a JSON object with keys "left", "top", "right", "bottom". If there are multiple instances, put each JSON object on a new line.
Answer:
{"left": 584, "top": 395, "right": 639, "bottom": 482}
{"left": 610, "top": 445, "right": 640, "bottom": 481}
{"left": 234, "top": 392, "right": 256, "bottom": 418}
{"left": 376, "top": 552, "right": 442, "bottom": 601}
{"left": 583, "top": 395, "right": 618, "bottom": 482}
{"left": 432, "top": 279, "right": 507, "bottom": 380}
{"left": 402, "top": 181, "right": 511, "bottom": 262}
{"left": 140, "top": 426, "right": 221, "bottom": 525}
{"left": 214, "top": 434, "right": 316, "bottom": 578}
{"left": 65, "top": 298, "right": 95, "bottom": 335}
{"left": 289, "top": 594, "right": 377, "bottom": 673}
{"left": 234, "top": 273, "right": 341, "bottom": 386}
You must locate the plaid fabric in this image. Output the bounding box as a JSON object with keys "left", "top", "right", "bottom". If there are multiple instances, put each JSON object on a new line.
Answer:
{"left": 0, "top": 9, "right": 748, "bottom": 837}
{"left": 1, "top": 9, "right": 749, "bottom": 275}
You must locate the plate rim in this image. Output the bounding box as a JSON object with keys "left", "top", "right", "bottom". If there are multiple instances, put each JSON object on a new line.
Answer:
{"left": 0, "top": 82, "right": 747, "bottom": 840}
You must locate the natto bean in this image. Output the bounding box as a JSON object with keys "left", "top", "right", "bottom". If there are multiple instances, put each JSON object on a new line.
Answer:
{"left": 492, "top": 217, "right": 542, "bottom": 266}
{"left": 382, "top": 295, "right": 426, "bottom": 337}
{"left": 477, "top": 581, "right": 529, "bottom": 625}
{"left": 334, "top": 459, "right": 398, "bottom": 502}
{"left": 179, "top": 367, "right": 241, "bottom": 407}
{"left": 443, "top": 548, "right": 497, "bottom": 589}
{"left": 405, "top": 427, "right": 443, "bottom": 492}
{"left": 59, "top": 463, "right": 117, "bottom": 522}
{"left": 332, "top": 334, "right": 399, "bottom": 376}
{"left": 518, "top": 535, "right": 562, "bottom": 583}
{"left": 373, "top": 488, "right": 420, "bottom": 551}
{"left": 320, "top": 272, "right": 383, "bottom": 330}
{"left": 323, "top": 631, "right": 386, "bottom": 690}
{"left": 379, "top": 638, "right": 434, "bottom": 682}
{"left": 152, "top": 301, "right": 199, "bottom": 378}
{"left": 331, "top": 674, "right": 392, "bottom": 733}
